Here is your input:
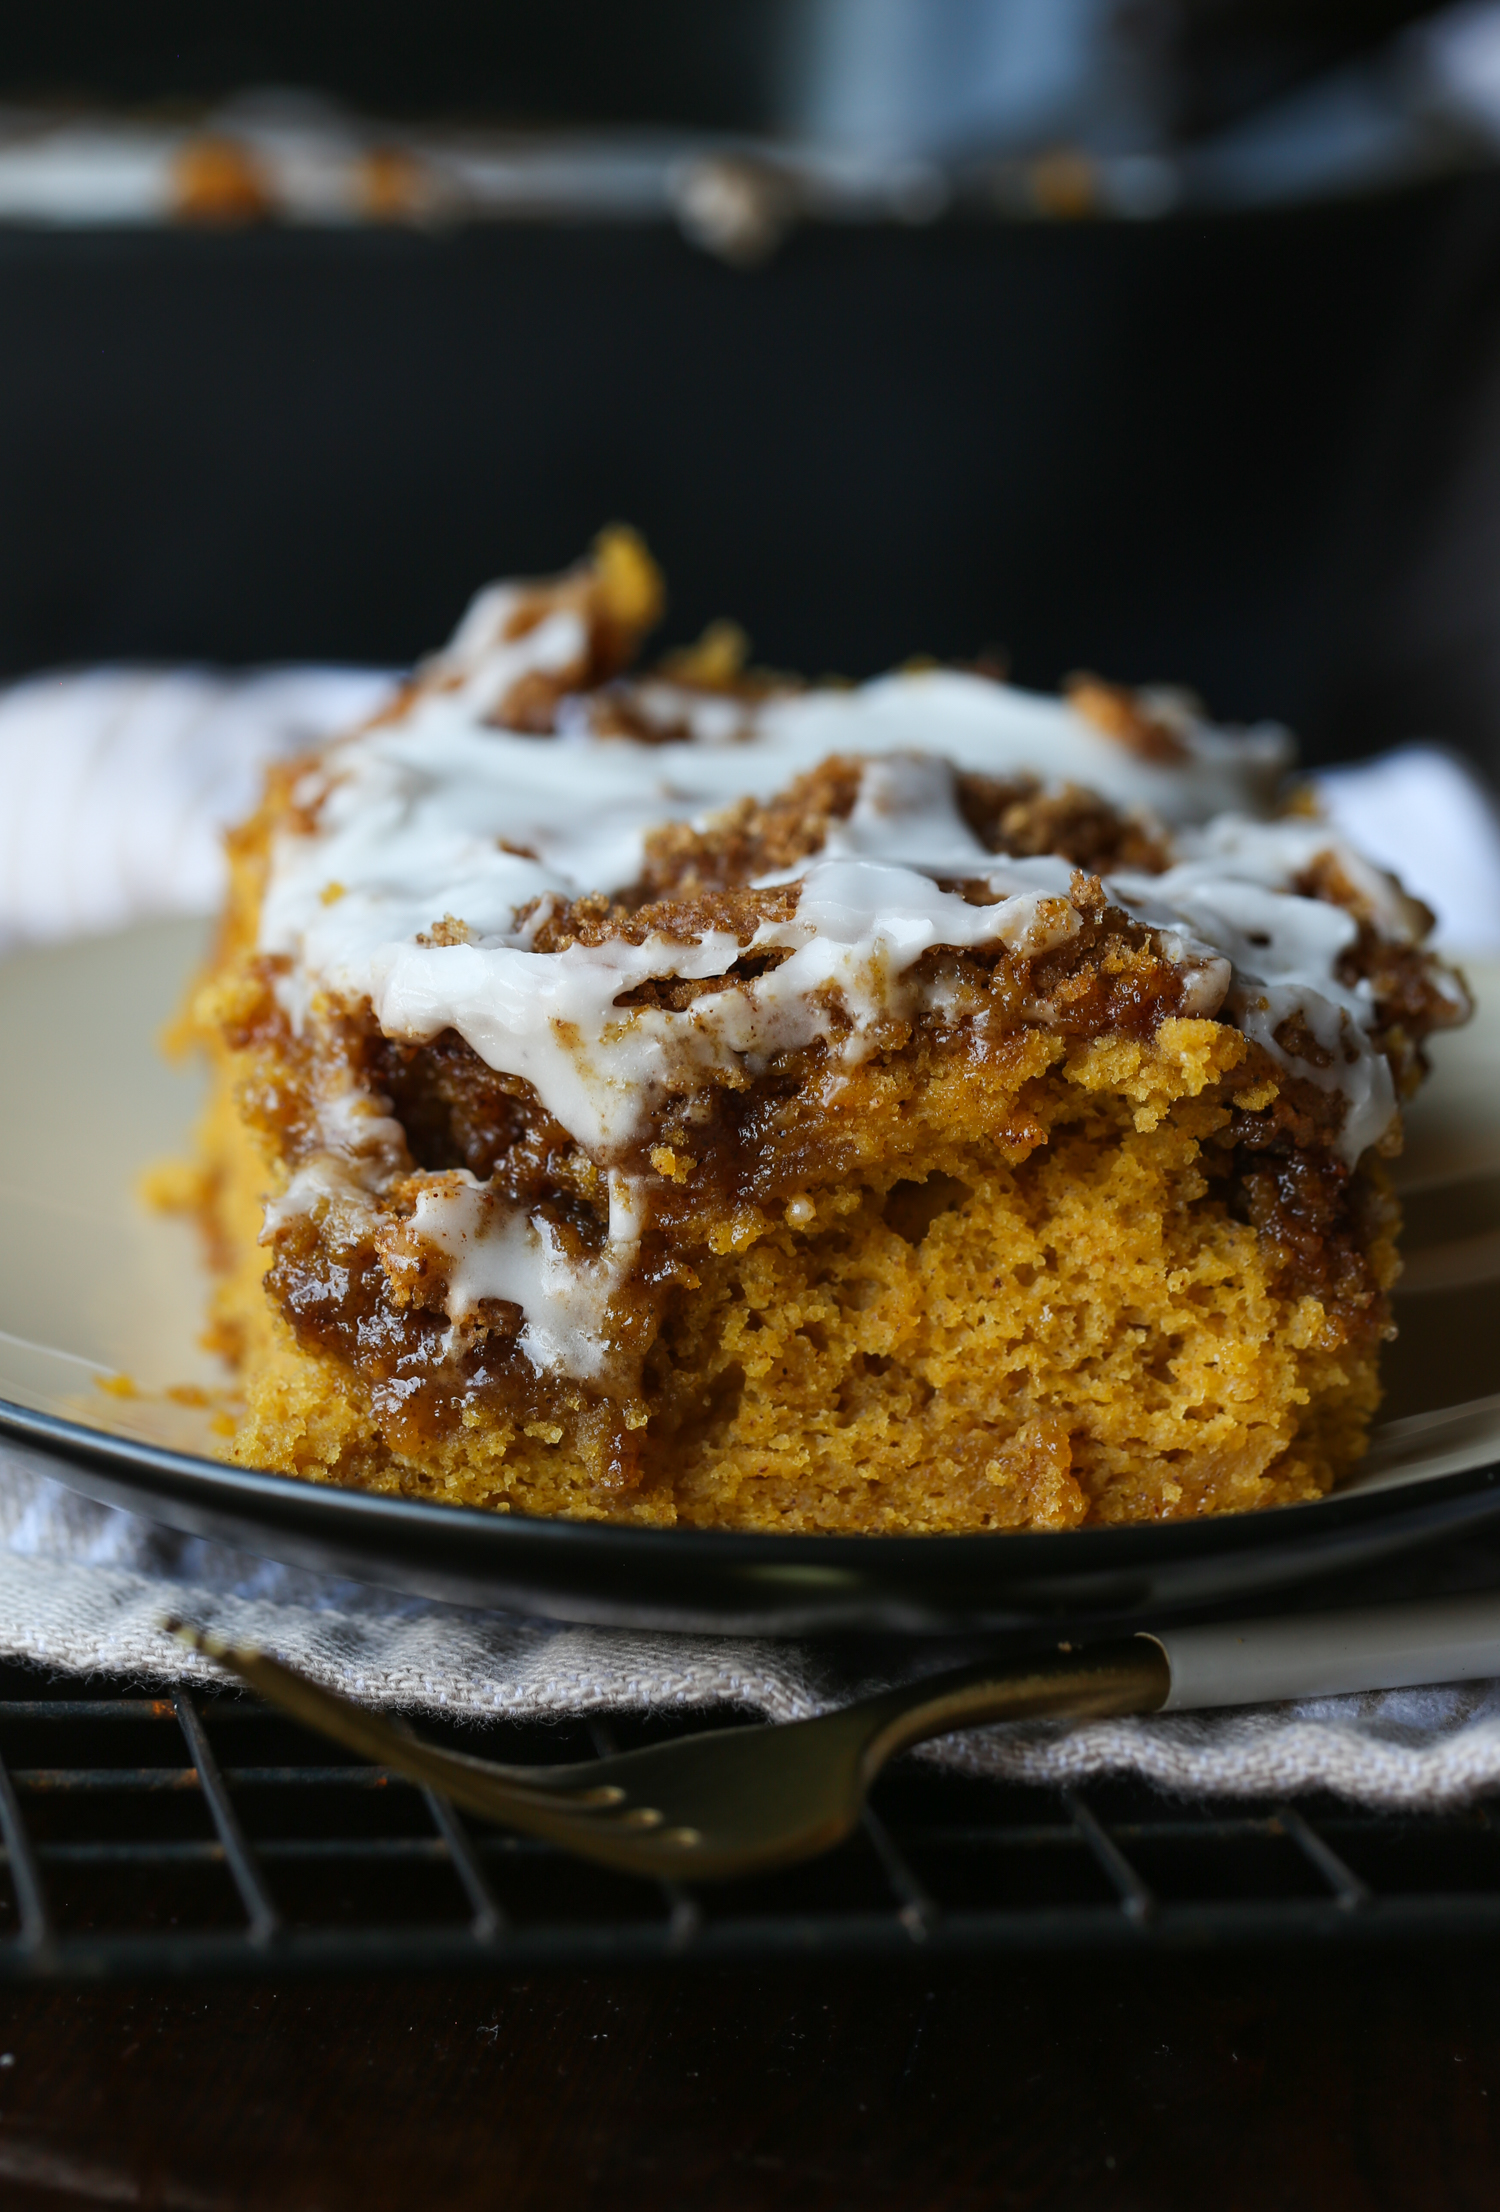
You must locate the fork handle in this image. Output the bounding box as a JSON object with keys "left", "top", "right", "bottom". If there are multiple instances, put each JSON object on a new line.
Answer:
{"left": 859, "top": 1587, "right": 1500, "bottom": 1775}
{"left": 1150, "top": 1589, "right": 1500, "bottom": 1708}
{"left": 859, "top": 1638, "right": 1170, "bottom": 1777}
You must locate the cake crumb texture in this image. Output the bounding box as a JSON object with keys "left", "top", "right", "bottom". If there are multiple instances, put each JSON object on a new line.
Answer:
{"left": 203, "top": 1005, "right": 1390, "bottom": 1531}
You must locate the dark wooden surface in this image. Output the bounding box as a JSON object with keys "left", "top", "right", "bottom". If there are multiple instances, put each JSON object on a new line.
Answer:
{"left": 0, "top": 1950, "right": 1494, "bottom": 2209}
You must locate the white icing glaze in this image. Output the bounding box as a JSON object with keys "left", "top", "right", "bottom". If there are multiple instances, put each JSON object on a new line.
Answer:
{"left": 756, "top": 751, "right": 994, "bottom": 879}
{"left": 362, "top": 854, "right": 1079, "bottom": 1155}
{"left": 407, "top": 1170, "right": 644, "bottom": 1382}
{"left": 579, "top": 679, "right": 757, "bottom": 747}
{"left": 259, "top": 1075, "right": 410, "bottom": 1244}
{"left": 423, "top": 585, "right": 592, "bottom": 723}
{"left": 1174, "top": 814, "right": 1424, "bottom": 940}
{"left": 254, "top": 575, "right": 1426, "bottom": 1372}
{"left": 1110, "top": 863, "right": 1394, "bottom": 1165}
{"left": 753, "top": 670, "right": 1289, "bottom": 824}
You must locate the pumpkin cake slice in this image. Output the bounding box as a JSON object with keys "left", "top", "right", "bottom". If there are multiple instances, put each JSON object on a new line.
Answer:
{"left": 188, "top": 532, "right": 1469, "bottom": 1531}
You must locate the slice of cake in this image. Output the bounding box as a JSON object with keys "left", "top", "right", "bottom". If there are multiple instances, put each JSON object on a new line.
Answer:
{"left": 189, "top": 531, "right": 1469, "bottom": 1532}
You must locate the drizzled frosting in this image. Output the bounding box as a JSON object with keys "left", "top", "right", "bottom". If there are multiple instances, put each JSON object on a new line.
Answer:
{"left": 253, "top": 575, "right": 1451, "bottom": 1381}
{"left": 406, "top": 1169, "right": 646, "bottom": 1380}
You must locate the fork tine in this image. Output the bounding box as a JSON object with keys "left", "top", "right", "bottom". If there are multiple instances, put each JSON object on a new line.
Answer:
{"left": 162, "top": 1618, "right": 630, "bottom": 1821}
{"left": 166, "top": 1618, "right": 818, "bottom": 1880}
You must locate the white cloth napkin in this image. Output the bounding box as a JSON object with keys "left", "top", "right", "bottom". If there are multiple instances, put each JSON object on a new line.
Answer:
{"left": 4, "top": 663, "right": 1500, "bottom": 1807}
{"left": 0, "top": 664, "right": 393, "bottom": 953}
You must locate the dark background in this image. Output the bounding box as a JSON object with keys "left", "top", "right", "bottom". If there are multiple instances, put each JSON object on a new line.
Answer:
{"left": 0, "top": 0, "right": 1452, "bottom": 135}
{"left": 0, "top": 0, "right": 782, "bottom": 129}
{"left": 5, "top": 179, "right": 1500, "bottom": 770}
{"left": 4, "top": 0, "right": 1500, "bottom": 775}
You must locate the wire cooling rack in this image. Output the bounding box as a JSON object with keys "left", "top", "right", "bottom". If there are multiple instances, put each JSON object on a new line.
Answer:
{"left": 0, "top": 1658, "right": 1494, "bottom": 1978}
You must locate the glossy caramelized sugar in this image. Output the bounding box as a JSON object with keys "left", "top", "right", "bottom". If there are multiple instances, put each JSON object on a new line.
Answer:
{"left": 185, "top": 531, "right": 1470, "bottom": 1532}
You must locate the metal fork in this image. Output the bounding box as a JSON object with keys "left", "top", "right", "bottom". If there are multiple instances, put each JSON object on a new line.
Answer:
{"left": 165, "top": 1619, "right": 1167, "bottom": 1881}
{"left": 168, "top": 1589, "right": 1500, "bottom": 1881}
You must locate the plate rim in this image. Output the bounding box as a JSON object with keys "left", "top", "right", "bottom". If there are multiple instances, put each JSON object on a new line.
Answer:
{"left": 7, "top": 1390, "right": 1500, "bottom": 1570}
